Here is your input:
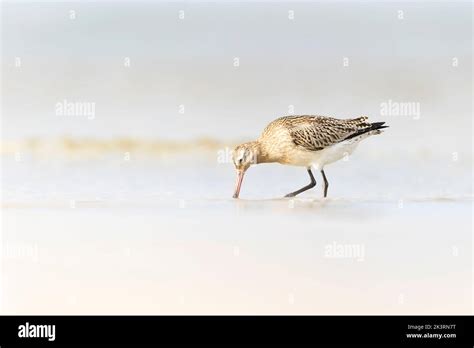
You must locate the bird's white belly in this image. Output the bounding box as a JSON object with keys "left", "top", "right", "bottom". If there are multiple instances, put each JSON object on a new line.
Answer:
{"left": 310, "top": 140, "right": 361, "bottom": 170}
{"left": 278, "top": 139, "right": 362, "bottom": 169}
{"left": 278, "top": 134, "right": 369, "bottom": 169}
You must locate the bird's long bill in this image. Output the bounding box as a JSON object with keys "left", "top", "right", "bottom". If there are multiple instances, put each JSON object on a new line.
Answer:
{"left": 232, "top": 171, "right": 245, "bottom": 199}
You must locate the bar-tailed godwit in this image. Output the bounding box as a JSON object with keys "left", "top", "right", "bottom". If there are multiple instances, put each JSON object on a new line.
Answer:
{"left": 232, "top": 115, "right": 388, "bottom": 198}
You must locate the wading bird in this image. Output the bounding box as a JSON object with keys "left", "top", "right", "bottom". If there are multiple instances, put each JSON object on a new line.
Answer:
{"left": 232, "top": 115, "right": 387, "bottom": 198}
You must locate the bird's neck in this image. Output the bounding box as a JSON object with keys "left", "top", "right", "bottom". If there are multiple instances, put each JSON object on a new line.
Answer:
{"left": 251, "top": 140, "right": 273, "bottom": 164}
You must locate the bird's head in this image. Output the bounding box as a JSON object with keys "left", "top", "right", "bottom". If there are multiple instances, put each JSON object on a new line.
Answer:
{"left": 232, "top": 141, "right": 260, "bottom": 198}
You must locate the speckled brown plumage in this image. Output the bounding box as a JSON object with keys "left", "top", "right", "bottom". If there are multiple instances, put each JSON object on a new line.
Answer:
{"left": 260, "top": 115, "right": 380, "bottom": 152}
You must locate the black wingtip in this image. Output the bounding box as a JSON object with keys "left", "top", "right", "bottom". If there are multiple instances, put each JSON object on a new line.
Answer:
{"left": 371, "top": 122, "right": 389, "bottom": 131}
{"left": 371, "top": 121, "right": 386, "bottom": 127}
{"left": 343, "top": 121, "right": 388, "bottom": 141}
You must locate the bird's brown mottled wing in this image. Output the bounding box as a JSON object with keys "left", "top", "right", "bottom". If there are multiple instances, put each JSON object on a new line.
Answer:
{"left": 286, "top": 115, "right": 373, "bottom": 151}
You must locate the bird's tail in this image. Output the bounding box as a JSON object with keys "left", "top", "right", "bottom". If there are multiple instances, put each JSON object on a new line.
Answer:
{"left": 344, "top": 121, "right": 389, "bottom": 141}
{"left": 368, "top": 122, "right": 389, "bottom": 136}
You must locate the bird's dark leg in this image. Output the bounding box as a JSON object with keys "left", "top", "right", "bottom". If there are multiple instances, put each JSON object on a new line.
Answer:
{"left": 284, "top": 169, "right": 316, "bottom": 198}
{"left": 321, "top": 169, "right": 329, "bottom": 198}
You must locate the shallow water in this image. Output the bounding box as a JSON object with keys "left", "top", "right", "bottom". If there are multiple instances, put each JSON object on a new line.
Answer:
{"left": 1, "top": 154, "right": 472, "bottom": 314}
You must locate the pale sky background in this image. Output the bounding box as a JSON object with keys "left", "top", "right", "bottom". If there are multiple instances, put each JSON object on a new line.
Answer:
{"left": 1, "top": 1, "right": 472, "bottom": 153}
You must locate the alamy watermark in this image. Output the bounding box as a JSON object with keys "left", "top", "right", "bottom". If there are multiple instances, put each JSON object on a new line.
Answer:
{"left": 55, "top": 99, "right": 95, "bottom": 120}
{"left": 380, "top": 99, "right": 420, "bottom": 120}
{"left": 324, "top": 241, "right": 365, "bottom": 262}
{"left": 18, "top": 322, "right": 55, "bottom": 341}
{"left": 217, "top": 146, "right": 233, "bottom": 164}
{"left": 1, "top": 243, "right": 39, "bottom": 263}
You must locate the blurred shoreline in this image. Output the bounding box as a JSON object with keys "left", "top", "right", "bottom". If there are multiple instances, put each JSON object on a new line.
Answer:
{"left": 1, "top": 135, "right": 472, "bottom": 163}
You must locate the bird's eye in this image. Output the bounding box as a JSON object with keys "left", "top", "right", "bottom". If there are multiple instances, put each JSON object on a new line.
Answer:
{"left": 238, "top": 158, "right": 243, "bottom": 165}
